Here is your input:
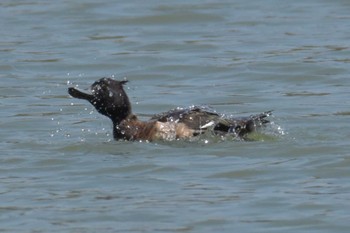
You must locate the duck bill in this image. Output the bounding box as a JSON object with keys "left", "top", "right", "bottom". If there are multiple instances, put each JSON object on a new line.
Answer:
{"left": 68, "top": 87, "right": 94, "bottom": 101}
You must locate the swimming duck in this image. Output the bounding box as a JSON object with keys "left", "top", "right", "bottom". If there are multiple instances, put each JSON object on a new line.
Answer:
{"left": 68, "top": 78, "right": 271, "bottom": 141}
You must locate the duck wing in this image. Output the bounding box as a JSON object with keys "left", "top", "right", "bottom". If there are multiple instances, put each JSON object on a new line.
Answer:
{"left": 150, "top": 106, "right": 220, "bottom": 130}
{"left": 151, "top": 107, "right": 272, "bottom": 138}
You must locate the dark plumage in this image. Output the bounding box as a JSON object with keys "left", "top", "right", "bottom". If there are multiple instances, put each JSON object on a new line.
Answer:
{"left": 68, "top": 78, "right": 271, "bottom": 141}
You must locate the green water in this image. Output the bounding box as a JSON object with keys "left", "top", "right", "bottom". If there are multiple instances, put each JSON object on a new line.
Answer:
{"left": 1, "top": 0, "right": 349, "bottom": 232}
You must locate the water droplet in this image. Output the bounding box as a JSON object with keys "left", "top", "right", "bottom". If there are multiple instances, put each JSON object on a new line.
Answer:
{"left": 70, "top": 103, "right": 74, "bottom": 106}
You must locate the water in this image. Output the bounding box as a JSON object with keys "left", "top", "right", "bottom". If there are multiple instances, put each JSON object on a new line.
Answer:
{"left": 1, "top": 0, "right": 349, "bottom": 232}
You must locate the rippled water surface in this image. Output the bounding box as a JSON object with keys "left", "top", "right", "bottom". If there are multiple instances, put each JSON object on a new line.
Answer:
{"left": 1, "top": 0, "right": 350, "bottom": 232}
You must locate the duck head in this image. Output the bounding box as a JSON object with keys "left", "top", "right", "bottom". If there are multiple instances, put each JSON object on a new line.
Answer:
{"left": 68, "top": 78, "right": 131, "bottom": 123}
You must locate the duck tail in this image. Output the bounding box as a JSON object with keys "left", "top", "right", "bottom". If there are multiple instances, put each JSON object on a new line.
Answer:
{"left": 243, "top": 110, "right": 272, "bottom": 133}
{"left": 253, "top": 110, "right": 272, "bottom": 124}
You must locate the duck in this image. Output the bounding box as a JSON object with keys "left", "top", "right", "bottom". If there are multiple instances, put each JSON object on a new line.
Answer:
{"left": 68, "top": 77, "right": 271, "bottom": 141}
